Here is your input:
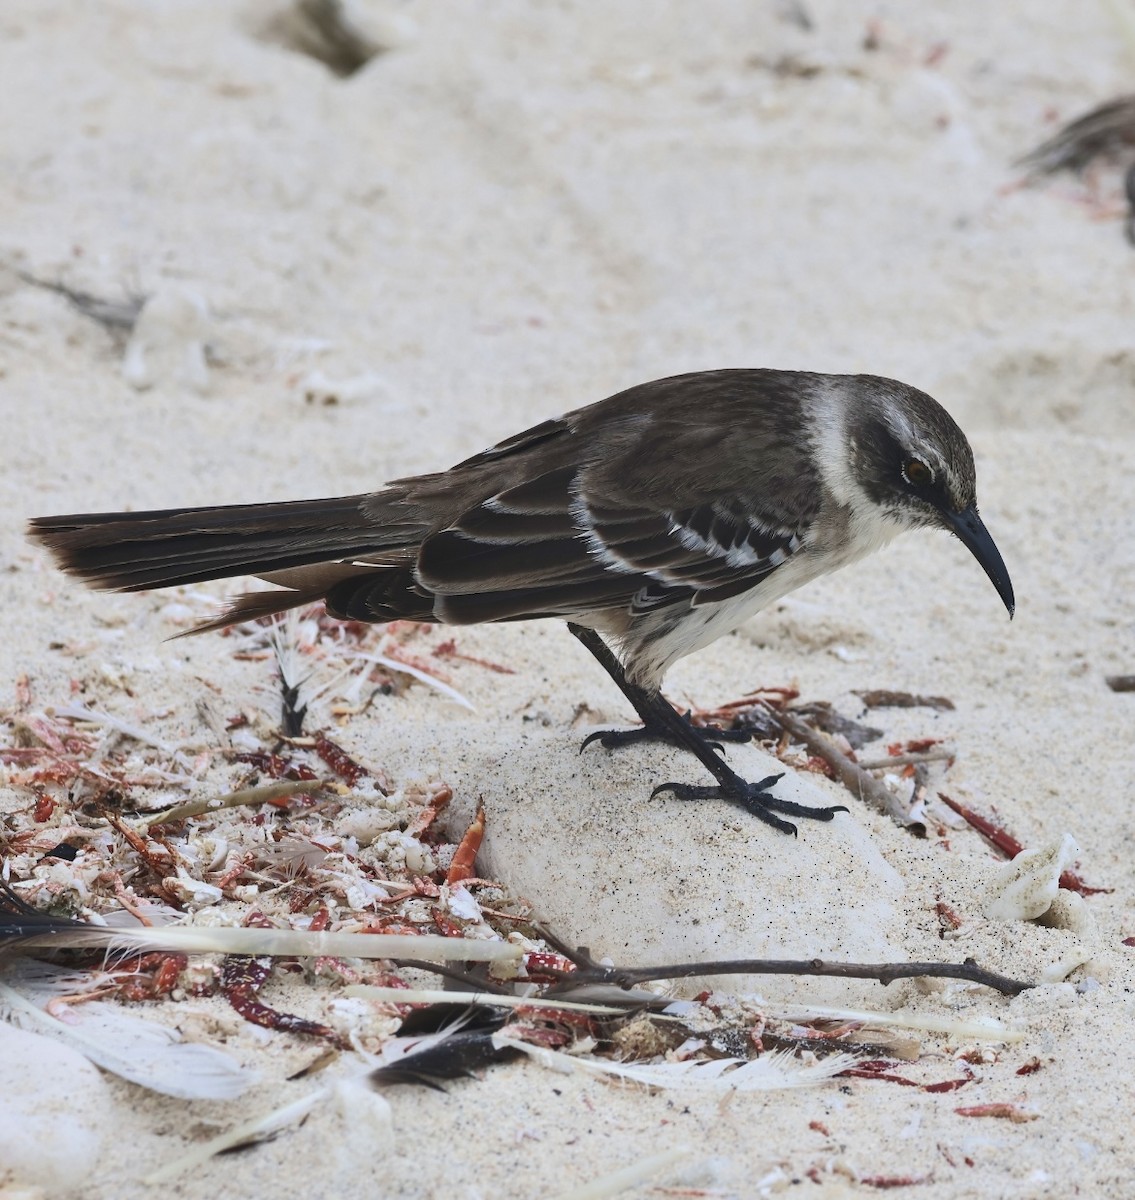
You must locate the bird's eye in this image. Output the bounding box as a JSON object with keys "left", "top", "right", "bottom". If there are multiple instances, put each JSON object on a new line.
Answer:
{"left": 903, "top": 458, "right": 933, "bottom": 487}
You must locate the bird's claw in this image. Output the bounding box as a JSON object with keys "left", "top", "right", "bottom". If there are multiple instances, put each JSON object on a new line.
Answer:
{"left": 579, "top": 714, "right": 750, "bottom": 756}
{"left": 579, "top": 726, "right": 651, "bottom": 754}
{"left": 651, "top": 773, "right": 847, "bottom": 836}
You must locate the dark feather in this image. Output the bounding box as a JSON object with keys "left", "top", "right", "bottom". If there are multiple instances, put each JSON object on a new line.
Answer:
{"left": 448, "top": 418, "right": 571, "bottom": 469}
{"left": 370, "top": 1005, "right": 517, "bottom": 1090}
{"left": 1017, "top": 95, "right": 1135, "bottom": 176}
{"left": 27, "top": 496, "right": 421, "bottom": 592}
{"left": 26, "top": 370, "right": 834, "bottom": 638}
{"left": 0, "top": 884, "right": 112, "bottom": 958}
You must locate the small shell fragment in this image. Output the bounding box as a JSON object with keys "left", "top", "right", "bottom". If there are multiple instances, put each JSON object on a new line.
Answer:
{"left": 984, "top": 833, "right": 1079, "bottom": 922}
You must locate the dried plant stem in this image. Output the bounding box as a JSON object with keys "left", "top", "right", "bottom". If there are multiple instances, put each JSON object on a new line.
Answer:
{"left": 772, "top": 706, "right": 923, "bottom": 829}
{"left": 545, "top": 955, "right": 1032, "bottom": 997}
{"left": 145, "top": 779, "right": 324, "bottom": 827}
{"left": 854, "top": 749, "right": 954, "bottom": 770}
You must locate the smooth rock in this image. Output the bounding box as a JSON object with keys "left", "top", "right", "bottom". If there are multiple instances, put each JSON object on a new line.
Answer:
{"left": 444, "top": 725, "right": 905, "bottom": 1004}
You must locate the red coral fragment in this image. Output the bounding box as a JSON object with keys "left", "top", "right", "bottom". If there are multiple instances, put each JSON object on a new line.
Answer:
{"left": 221, "top": 954, "right": 340, "bottom": 1044}
{"left": 522, "top": 952, "right": 576, "bottom": 983}
{"left": 923, "top": 1076, "right": 973, "bottom": 1093}
{"left": 842, "top": 1059, "right": 920, "bottom": 1086}
{"left": 446, "top": 802, "right": 485, "bottom": 885}
{"left": 432, "top": 638, "right": 517, "bottom": 674}
{"left": 939, "top": 794, "right": 1112, "bottom": 896}
{"left": 404, "top": 783, "right": 452, "bottom": 839}
{"left": 234, "top": 751, "right": 318, "bottom": 782}
{"left": 954, "top": 1103, "right": 1038, "bottom": 1122}
{"left": 313, "top": 732, "right": 366, "bottom": 787}
{"left": 112, "top": 953, "right": 188, "bottom": 1001}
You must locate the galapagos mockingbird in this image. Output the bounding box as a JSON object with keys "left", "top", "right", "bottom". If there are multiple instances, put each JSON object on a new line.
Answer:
{"left": 28, "top": 369, "right": 1014, "bottom": 834}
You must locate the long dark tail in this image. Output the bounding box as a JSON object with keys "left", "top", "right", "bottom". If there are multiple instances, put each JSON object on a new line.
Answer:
{"left": 27, "top": 495, "right": 401, "bottom": 592}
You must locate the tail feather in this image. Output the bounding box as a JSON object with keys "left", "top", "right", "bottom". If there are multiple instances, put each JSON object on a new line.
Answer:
{"left": 27, "top": 496, "right": 423, "bottom": 592}
{"left": 179, "top": 584, "right": 338, "bottom": 635}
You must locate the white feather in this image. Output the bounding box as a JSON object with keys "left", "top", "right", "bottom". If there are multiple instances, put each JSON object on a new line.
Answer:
{"left": 767, "top": 1003, "right": 1025, "bottom": 1042}
{"left": 0, "top": 960, "right": 254, "bottom": 1099}
{"left": 494, "top": 1035, "right": 857, "bottom": 1091}
{"left": 144, "top": 1089, "right": 326, "bottom": 1184}
{"left": 14, "top": 922, "right": 521, "bottom": 965}
{"left": 353, "top": 651, "right": 474, "bottom": 710}
{"left": 344, "top": 983, "right": 624, "bottom": 1015}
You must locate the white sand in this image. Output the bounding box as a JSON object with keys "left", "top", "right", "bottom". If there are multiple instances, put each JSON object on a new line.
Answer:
{"left": 2, "top": 1, "right": 1134, "bottom": 1196}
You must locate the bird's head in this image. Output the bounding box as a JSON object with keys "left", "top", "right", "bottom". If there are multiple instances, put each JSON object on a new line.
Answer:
{"left": 833, "top": 376, "right": 1015, "bottom": 618}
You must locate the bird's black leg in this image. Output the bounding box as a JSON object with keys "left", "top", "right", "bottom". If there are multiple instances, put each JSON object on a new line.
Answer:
{"left": 567, "top": 626, "right": 749, "bottom": 755}
{"left": 567, "top": 623, "right": 847, "bottom": 835}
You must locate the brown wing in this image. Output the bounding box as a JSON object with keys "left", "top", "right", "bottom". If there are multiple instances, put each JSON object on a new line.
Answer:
{"left": 369, "top": 463, "right": 811, "bottom": 625}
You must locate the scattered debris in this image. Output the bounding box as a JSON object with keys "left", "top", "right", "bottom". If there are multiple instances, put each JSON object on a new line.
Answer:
{"left": 144, "top": 778, "right": 323, "bottom": 828}
{"left": 0, "top": 958, "right": 252, "bottom": 1099}
{"left": 693, "top": 688, "right": 963, "bottom": 828}
{"left": 368, "top": 1005, "right": 516, "bottom": 1089}
{"left": 8, "top": 266, "right": 146, "bottom": 346}
{"left": 954, "top": 1102, "right": 1038, "bottom": 1123}
{"left": 854, "top": 689, "right": 955, "bottom": 711}
{"left": 221, "top": 948, "right": 341, "bottom": 1044}
{"left": 939, "top": 795, "right": 1111, "bottom": 896}
{"left": 935, "top": 900, "right": 965, "bottom": 936}
{"left": 259, "top": 0, "right": 387, "bottom": 77}
{"left": 984, "top": 834, "right": 1080, "bottom": 922}
{"left": 790, "top": 701, "right": 882, "bottom": 749}
{"left": 772, "top": 707, "right": 925, "bottom": 830}
{"left": 446, "top": 803, "right": 486, "bottom": 886}
{"left": 0, "top": 648, "right": 1039, "bottom": 1176}
{"left": 860, "top": 1175, "right": 933, "bottom": 1190}
{"left": 840, "top": 1058, "right": 974, "bottom": 1094}
{"left": 432, "top": 638, "right": 517, "bottom": 675}
{"left": 312, "top": 731, "right": 368, "bottom": 788}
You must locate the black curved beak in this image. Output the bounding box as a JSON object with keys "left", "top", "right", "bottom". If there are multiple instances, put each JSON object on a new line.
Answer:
{"left": 942, "top": 505, "right": 1015, "bottom": 618}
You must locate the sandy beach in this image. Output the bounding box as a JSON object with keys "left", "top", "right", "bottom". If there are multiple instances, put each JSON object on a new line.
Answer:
{"left": 2, "top": 2, "right": 1134, "bottom": 1196}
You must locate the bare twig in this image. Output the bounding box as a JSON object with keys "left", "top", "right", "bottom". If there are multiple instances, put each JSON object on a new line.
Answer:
{"left": 541, "top": 955, "right": 1033, "bottom": 998}
{"left": 404, "top": 926, "right": 1034, "bottom": 998}
{"left": 855, "top": 749, "right": 954, "bottom": 770}
{"left": 144, "top": 779, "right": 324, "bottom": 827}
{"left": 854, "top": 689, "right": 955, "bottom": 711}
{"left": 772, "top": 707, "right": 924, "bottom": 830}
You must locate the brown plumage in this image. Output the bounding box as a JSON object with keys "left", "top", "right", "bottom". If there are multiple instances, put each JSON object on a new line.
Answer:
{"left": 1017, "top": 95, "right": 1135, "bottom": 177}
{"left": 28, "top": 369, "right": 1013, "bottom": 834}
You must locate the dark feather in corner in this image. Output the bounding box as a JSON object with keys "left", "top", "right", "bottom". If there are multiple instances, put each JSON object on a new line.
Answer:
{"left": 0, "top": 881, "right": 110, "bottom": 959}
{"left": 370, "top": 1005, "right": 518, "bottom": 1090}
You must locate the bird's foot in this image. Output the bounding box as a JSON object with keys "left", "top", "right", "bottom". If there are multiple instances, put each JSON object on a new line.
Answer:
{"left": 580, "top": 711, "right": 750, "bottom": 755}
{"left": 652, "top": 772, "right": 848, "bottom": 836}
